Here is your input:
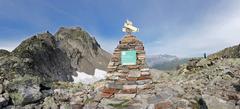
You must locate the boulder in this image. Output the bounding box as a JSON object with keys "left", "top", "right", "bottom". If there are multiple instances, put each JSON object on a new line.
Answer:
{"left": 203, "top": 95, "right": 235, "bottom": 109}
{"left": 0, "top": 96, "right": 8, "bottom": 108}
{"left": 9, "top": 85, "right": 42, "bottom": 105}
{"left": 42, "top": 97, "right": 58, "bottom": 109}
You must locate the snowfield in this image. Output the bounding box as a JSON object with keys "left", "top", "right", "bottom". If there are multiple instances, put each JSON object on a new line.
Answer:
{"left": 72, "top": 69, "right": 107, "bottom": 84}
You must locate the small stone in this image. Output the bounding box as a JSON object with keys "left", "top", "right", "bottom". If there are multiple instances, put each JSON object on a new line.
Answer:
{"left": 141, "top": 68, "right": 150, "bottom": 72}
{"left": 128, "top": 65, "right": 139, "bottom": 69}
{"left": 83, "top": 102, "right": 98, "bottom": 109}
{"left": 108, "top": 62, "right": 114, "bottom": 66}
{"left": 137, "top": 54, "right": 145, "bottom": 59}
{"left": 107, "top": 75, "right": 119, "bottom": 80}
{"left": 111, "top": 57, "right": 119, "bottom": 62}
{"left": 70, "top": 96, "right": 84, "bottom": 105}
{"left": 101, "top": 92, "right": 113, "bottom": 98}
{"left": 125, "top": 81, "right": 137, "bottom": 85}
{"left": 135, "top": 46, "right": 144, "bottom": 50}
{"left": 106, "top": 83, "right": 123, "bottom": 90}
{"left": 73, "top": 91, "right": 85, "bottom": 96}
{"left": 136, "top": 79, "right": 152, "bottom": 85}
{"left": 128, "top": 71, "right": 141, "bottom": 78}
{"left": 137, "top": 50, "right": 145, "bottom": 54}
{"left": 107, "top": 73, "right": 125, "bottom": 77}
{"left": 114, "top": 94, "right": 136, "bottom": 99}
{"left": 147, "top": 104, "right": 155, "bottom": 109}
{"left": 0, "top": 96, "right": 8, "bottom": 108}
{"left": 115, "top": 79, "right": 127, "bottom": 85}
{"left": 127, "top": 77, "right": 138, "bottom": 81}
{"left": 93, "top": 93, "right": 103, "bottom": 102}
{"left": 107, "top": 66, "right": 117, "bottom": 69}
{"left": 0, "top": 84, "right": 3, "bottom": 94}
{"left": 155, "top": 100, "right": 173, "bottom": 109}
{"left": 237, "top": 100, "right": 240, "bottom": 105}
{"left": 141, "top": 72, "right": 150, "bottom": 76}
{"left": 123, "top": 85, "right": 137, "bottom": 90}
{"left": 121, "top": 89, "right": 137, "bottom": 94}
{"left": 43, "top": 97, "right": 58, "bottom": 109}
{"left": 102, "top": 88, "right": 117, "bottom": 94}
{"left": 138, "top": 75, "right": 151, "bottom": 80}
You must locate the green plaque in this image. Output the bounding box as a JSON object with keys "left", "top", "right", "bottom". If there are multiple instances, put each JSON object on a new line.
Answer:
{"left": 121, "top": 50, "right": 136, "bottom": 65}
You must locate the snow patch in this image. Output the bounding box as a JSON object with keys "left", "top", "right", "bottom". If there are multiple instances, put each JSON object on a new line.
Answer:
{"left": 72, "top": 69, "right": 107, "bottom": 84}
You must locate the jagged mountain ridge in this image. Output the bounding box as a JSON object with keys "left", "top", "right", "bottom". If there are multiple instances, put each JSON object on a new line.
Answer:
{"left": 0, "top": 27, "right": 111, "bottom": 82}
{"left": 55, "top": 27, "right": 111, "bottom": 75}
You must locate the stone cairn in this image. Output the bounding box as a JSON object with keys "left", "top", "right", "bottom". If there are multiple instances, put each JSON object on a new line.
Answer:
{"left": 101, "top": 34, "right": 153, "bottom": 99}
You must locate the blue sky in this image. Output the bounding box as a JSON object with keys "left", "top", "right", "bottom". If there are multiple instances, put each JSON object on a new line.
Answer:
{"left": 0, "top": 0, "right": 240, "bottom": 57}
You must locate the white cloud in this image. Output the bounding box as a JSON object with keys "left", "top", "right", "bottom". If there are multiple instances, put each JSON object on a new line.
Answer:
{"left": 144, "top": 1, "right": 240, "bottom": 57}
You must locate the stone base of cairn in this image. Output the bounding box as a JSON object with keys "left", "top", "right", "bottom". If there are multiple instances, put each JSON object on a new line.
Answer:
{"left": 101, "top": 35, "right": 153, "bottom": 99}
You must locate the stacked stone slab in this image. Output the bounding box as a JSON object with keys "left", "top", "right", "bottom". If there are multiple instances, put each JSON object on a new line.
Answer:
{"left": 101, "top": 35, "right": 153, "bottom": 99}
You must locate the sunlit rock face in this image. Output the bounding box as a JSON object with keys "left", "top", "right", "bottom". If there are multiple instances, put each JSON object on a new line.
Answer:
{"left": 55, "top": 27, "right": 111, "bottom": 75}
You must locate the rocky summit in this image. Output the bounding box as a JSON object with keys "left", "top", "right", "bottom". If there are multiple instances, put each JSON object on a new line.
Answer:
{"left": 55, "top": 27, "right": 111, "bottom": 75}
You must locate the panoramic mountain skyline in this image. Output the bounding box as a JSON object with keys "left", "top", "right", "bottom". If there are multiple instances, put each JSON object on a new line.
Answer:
{"left": 0, "top": 0, "right": 240, "bottom": 57}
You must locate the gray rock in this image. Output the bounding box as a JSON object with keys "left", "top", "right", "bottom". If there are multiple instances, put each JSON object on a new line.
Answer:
{"left": 147, "top": 95, "right": 163, "bottom": 104}
{"left": 203, "top": 94, "right": 235, "bottom": 109}
{"left": 11, "top": 32, "right": 74, "bottom": 82}
{"left": 147, "top": 104, "right": 155, "bottom": 109}
{"left": 0, "top": 96, "right": 8, "bottom": 108}
{"left": 0, "top": 84, "right": 3, "bottom": 94}
{"left": 10, "top": 85, "right": 42, "bottom": 105}
{"left": 114, "top": 94, "right": 136, "bottom": 99}
{"left": 128, "top": 70, "right": 141, "bottom": 78}
{"left": 136, "top": 79, "right": 152, "bottom": 85}
{"left": 55, "top": 27, "right": 111, "bottom": 75}
{"left": 83, "top": 102, "right": 98, "bottom": 109}
{"left": 42, "top": 97, "right": 58, "bottom": 109}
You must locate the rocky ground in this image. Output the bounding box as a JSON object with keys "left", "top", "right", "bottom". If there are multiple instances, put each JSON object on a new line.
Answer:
{"left": 1, "top": 57, "right": 239, "bottom": 109}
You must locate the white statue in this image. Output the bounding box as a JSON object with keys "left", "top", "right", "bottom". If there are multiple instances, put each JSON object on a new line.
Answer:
{"left": 122, "top": 20, "right": 139, "bottom": 35}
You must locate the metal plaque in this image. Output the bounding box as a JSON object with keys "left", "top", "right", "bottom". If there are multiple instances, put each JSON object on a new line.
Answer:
{"left": 121, "top": 50, "right": 136, "bottom": 65}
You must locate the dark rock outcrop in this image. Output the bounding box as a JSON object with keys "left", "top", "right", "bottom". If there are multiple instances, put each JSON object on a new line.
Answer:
{"left": 55, "top": 27, "right": 111, "bottom": 75}
{"left": 12, "top": 32, "right": 74, "bottom": 82}
{"left": 0, "top": 50, "right": 10, "bottom": 57}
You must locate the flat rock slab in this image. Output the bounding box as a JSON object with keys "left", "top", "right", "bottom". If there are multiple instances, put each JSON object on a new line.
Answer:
{"left": 128, "top": 71, "right": 141, "bottom": 78}
{"left": 141, "top": 68, "right": 150, "bottom": 72}
{"left": 136, "top": 79, "right": 152, "bottom": 85}
{"left": 115, "top": 94, "right": 136, "bottom": 100}
{"left": 123, "top": 85, "right": 137, "bottom": 90}
{"left": 99, "top": 98, "right": 129, "bottom": 109}
{"left": 141, "top": 71, "right": 150, "bottom": 76}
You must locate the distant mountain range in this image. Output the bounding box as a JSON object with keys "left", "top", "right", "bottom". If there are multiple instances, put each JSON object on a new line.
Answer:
{"left": 147, "top": 54, "right": 189, "bottom": 70}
